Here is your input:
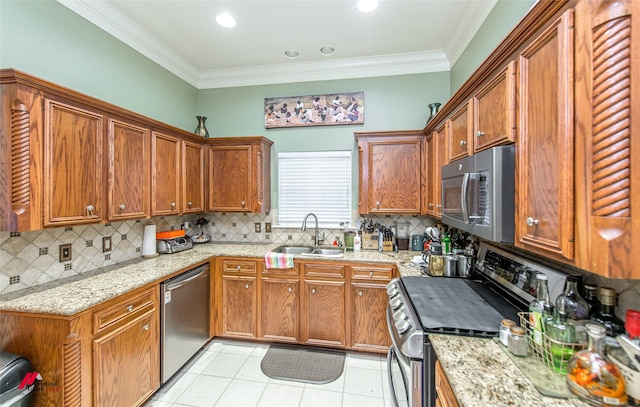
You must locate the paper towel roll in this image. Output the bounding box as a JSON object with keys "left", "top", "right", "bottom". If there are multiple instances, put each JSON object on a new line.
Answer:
{"left": 142, "top": 221, "right": 158, "bottom": 258}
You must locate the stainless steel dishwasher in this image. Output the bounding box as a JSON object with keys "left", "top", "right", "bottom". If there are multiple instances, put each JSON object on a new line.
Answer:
{"left": 160, "top": 263, "right": 210, "bottom": 384}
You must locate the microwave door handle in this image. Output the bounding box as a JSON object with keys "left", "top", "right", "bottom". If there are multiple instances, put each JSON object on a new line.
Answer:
{"left": 461, "top": 172, "right": 470, "bottom": 224}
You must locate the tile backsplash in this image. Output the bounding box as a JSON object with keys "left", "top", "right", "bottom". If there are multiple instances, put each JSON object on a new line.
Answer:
{"left": 0, "top": 212, "right": 436, "bottom": 295}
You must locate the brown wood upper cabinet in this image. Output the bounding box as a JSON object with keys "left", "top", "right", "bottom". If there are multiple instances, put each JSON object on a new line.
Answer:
{"left": 515, "top": 10, "right": 574, "bottom": 261}
{"left": 208, "top": 137, "right": 272, "bottom": 213}
{"left": 356, "top": 131, "right": 423, "bottom": 214}
{"left": 423, "top": 123, "right": 448, "bottom": 218}
{"left": 473, "top": 60, "right": 516, "bottom": 152}
{"left": 447, "top": 100, "right": 473, "bottom": 162}
{"left": 151, "top": 131, "right": 181, "bottom": 216}
{"left": 182, "top": 140, "right": 205, "bottom": 214}
{"left": 108, "top": 119, "right": 150, "bottom": 221}
{"left": 44, "top": 99, "right": 104, "bottom": 226}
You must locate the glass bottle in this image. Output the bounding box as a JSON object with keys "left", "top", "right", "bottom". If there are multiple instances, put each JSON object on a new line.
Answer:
{"left": 591, "top": 287, "right": 625, "bottom": 339}
{"left": 583, "top": 283, "right": 601, "bottom": 318}
{"left": 541, "top": 303, "right": 555, "bottom": 333}
{"left": 529, "top": 273, "right": 551, "bottom": 346}
{"left": 566, "top": 323, "right": 628, "bottom": 406}
{"left": 556, "top": 274, "right": 589, "bottom": 320}
{"left": 547, "top": 309, "right": 577, "bottom": 374}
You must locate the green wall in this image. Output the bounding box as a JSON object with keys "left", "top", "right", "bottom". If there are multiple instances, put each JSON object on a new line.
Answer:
{"left": 198, "top": 72, "right": 450, "bottom": 207}
{"left": 0, "top": 0, "right": 198, "bottom": 130}
{"left": 450, "top": 0, "right": 535, "bottom": 95}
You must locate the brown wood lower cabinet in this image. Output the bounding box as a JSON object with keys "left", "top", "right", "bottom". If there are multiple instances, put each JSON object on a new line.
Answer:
{"left": 435, "top": 360, "right": 460, "bottom": 407}
{"left": 350, "top": 283, "right": 391, "bottom": 352}
{"left": 221, "top": 275, "right": 257, "bottom": 338}
{"left": 93, "top": 310, "right": 158, "bottom": 407}
{"left": 302, "top": 279, "right": 346, "bottom": 348}
{"left": 260, "top": 275, "right": 300, "bottom": 343}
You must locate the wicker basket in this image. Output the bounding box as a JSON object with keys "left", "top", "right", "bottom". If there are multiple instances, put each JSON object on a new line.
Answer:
{"left": 518, "top": 312, "right": 586, "bottom": 375}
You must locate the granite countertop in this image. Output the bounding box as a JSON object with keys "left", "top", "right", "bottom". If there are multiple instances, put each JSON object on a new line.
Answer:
{"left": 0, "top": 242, "right": 424, "bottom": 316}
{"left": 430, "top": 335, "right": 590, "bottom": 407}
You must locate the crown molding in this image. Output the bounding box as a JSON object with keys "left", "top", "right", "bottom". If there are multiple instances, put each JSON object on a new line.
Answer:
{"left": 446, "top": 0, "right": 499, "bottom": 67}
{"left": 197, "top": 51, "right": 450, "bottom": 89}
{"left": 57, "top": 0, "right": 200, "bottom": 87}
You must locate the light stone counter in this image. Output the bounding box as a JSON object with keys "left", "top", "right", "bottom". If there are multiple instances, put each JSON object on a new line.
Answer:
{"left": 0, "top": 242, "right": 423, "bottom": 316}
{"left": 430, "top": 335, "right": 589, "bottom": 407}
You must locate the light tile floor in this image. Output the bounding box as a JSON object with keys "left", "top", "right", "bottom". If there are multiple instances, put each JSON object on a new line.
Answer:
{"left": 143, "top": 338, "right": 393, "bottom": 407}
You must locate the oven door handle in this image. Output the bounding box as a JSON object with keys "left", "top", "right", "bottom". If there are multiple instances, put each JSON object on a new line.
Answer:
{"left": 387, "top": 347, "right": 401, "bottom": 407}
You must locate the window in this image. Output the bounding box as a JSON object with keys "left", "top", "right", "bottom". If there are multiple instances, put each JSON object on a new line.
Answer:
{"left": 278, "top": 151, "right": 352, "bottom": 228}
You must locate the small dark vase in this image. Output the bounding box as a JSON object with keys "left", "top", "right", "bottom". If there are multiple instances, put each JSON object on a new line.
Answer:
{"left": 194, "top": 116, "right": 210, "bottom": 138}
{"left": 426, "top": 103, "right": 441, "bottom": 125}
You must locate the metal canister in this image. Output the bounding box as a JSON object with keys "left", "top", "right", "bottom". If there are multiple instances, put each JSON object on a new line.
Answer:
{"left": 456, "top": 254, "right": 473, "bottom": 278}
{"left": 444, "top": 255, "right": 457, "bottom": 277}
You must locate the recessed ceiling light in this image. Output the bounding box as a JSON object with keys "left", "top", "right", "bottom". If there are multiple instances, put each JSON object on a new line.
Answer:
{"left": 357, "top": 0, "right": 379, "bottom": 13}
{"left": 320, "top": 46, "right": 335, "bottom": 55}
{"left": 216, "top": 12, "right": 236, "bottom": 28}
{"left": 284, "top": 50, "right": 299, "bottom": 58}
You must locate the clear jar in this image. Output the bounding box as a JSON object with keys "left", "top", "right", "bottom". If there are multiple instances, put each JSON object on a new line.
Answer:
{"left": 508, "top": 326, "right": 528, "bottom": 357}
{"left": 500, "top": 319, "right": 516, "bottom": 346}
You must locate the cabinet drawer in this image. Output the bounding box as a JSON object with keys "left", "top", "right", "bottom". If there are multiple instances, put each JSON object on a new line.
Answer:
{"left": 261, "top": 262, "right": 300, "bottom": 277}
{"left": 93, "top": 288, "right": 155, "bottom": 334}
{"left": 222, "top": 259, "right": 257, "bottom": 274}
{"left": 304, "top": 263, "right": 345, "bottom": 278}
{"left": 350, "top": 265, "right": 393, "bottom": 281}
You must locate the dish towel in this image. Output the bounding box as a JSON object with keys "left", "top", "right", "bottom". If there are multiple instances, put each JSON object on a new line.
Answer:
{"left": 265, "top": 252, "right": 295, "bottom": 269}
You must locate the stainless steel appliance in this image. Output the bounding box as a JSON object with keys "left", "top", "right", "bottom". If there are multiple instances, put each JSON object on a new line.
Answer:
{"left": 0, "top": 352, "right": 35, "bottom": 407}
{"left": 157, "top": 236, "right": 194, "bottom": 254}
{"left": 386, "top": 242, "right": 567, "bottom": 407}
{"left": 160, "top": 263, "right": 210, "bottom": 384}
{"left": 441, "top": 145, "right": 515, "bottom": 242}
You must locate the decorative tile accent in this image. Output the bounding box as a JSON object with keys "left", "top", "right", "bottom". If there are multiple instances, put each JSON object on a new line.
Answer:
{"left": 85, "top": 240, "right": 93, "bottom": 247}
{"left": 105, "top": 254, "right": 111, "bottom": 261}
{"left": 121, "top": 234, "right": 127, "bottom": 241}
{"left": 9, "top": 276, "right": 19, "bottom": 285}
{"left": 64, "top": 263, "right": 72, "bottom": 271}
{"left": 9, "top": 232, "right": 20, "bottom": 237}
{"left": 64, "top": 227, "right": 73, "bottom": 232}
{"left": 39, "top": 248, "right": 48, "bottom": 256}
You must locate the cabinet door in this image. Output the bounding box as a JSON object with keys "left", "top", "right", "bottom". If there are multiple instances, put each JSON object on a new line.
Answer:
{"left": 435, "top": 360, "right": 460, "bottom": 407}
{"left": 303, "top": 280, "right": 345, "bottom": 348}
{"left": 473, "top": 60, "right": 516, "bottom": 151}
{"left": 368, "top": 138, "right": 422, "bottom": 213}
{"left": 434, "top": 122, "right": 448, "bottom": 217}
{"left": 108, "top": 119, "right": 149, "bottom": 221}
{"left": 151, "top": 132, "right": 181, "bottom": 216}
{"left": 209, "top": 145, "right": 251, "bottom": 212}
{"left": 182, "top": 141, "right": 205, "bottom": 213}
{"left": 350, "top": 283, "right": 390, "bottom": 352}
{"left": 516, "top": 11, "right": 574, "bottom": 260}
{"left": 44, "top": 99, "right": 103, "bottom": 226}
{"left": 222, "top": 275, "right": 257, "bottom": 338}
{"left": 424, "top": 133, "right": 437, "bottom": 216}
{"left": 448, "top": 101, "right": 472, "bottom": 162}
{"left": 93, "top": 311, "right": 159, "bottom": 407}
{"left": 261, "top": 277, "right": 299, "bottom": 342}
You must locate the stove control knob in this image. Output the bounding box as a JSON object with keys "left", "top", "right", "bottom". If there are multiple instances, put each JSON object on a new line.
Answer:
{"left": 386, "top": 285, "right": 398, "bottom": 296}
{"left": 393, "top": 309, "right": 407, "bottom": 321}
{"left": 389, "top": 297, "right": 402, "bottom": 310}
{"left": 395, "top": 319, "right": 411, "bottom": 334}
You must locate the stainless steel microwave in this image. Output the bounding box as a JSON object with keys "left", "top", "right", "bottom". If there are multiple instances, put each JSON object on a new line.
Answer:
{"left": 441, "top": 145, "right": 515, "bottom": 242}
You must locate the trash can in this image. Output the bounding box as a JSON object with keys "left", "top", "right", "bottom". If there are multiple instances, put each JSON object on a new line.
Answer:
{"left": 0, "top": 352, "right": 35, "bottom": 407}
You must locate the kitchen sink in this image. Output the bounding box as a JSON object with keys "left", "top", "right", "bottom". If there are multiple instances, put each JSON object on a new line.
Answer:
{"left": 271, "top": 245, "right": 313, "bottom": 254}
{"left": 270, "top": 245, "right": 344, "bottom": 257}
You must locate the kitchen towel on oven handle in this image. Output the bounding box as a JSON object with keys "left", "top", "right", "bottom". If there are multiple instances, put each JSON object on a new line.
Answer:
{"left": 265, "top": 252, "right": 295, "bottom": 269}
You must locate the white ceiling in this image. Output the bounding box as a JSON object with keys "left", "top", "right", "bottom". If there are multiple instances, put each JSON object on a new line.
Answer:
{"left": 58, "top": 0, "right": 499, "bottom": 89}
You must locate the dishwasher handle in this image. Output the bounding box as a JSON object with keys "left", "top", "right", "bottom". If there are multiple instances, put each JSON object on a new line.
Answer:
{"left": 165, "top": 265, "right": 208, "bottom": 291}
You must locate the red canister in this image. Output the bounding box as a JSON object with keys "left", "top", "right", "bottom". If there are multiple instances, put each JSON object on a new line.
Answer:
{"left": 626, "top": 309, "right": 640, "bottom": 339}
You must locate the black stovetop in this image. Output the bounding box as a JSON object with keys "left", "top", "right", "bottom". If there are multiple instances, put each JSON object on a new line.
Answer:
{"left": 400, "top": 276, "right": 522, "bottom": 338}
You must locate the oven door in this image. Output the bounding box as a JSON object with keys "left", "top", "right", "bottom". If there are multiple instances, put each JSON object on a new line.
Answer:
{"left": 386, "top": 309, "right": 424, "bottom": 407}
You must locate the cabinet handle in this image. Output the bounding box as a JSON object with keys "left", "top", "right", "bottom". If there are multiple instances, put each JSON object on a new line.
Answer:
{"left": 142, "top": 324, "right": 149, "bottom": 331}
{"left": 170, "top": 202, "right": 176, "bottom": 210}
{"left": 477, "top": 131, "right": 485, "bottom": 137}
{"left": 86, "top": 205, "right": 94, "bottom": 216}
{"left": 436, "top": 204, "right": 442, "bottom": 209}
{"left": 526, "top": 217, "right": 539, "bottom": 227}
{"left": 376, "top": 201, "right": 381, "bottom": 208}
{"left": 126, "top": 305, "right": 134, "bottom": 312}
{"left": 369, "top": 271, "right": 373, "bottom": 277}
{"left": 358, "top": 291, "right": 363, "bottom": 297}
{"left": 236, "top": 265, "right": 241, "bottom": 270}
{"left": 428, "top": 203, "right": 434, "bottom": 207}
{"left": 241, "top": 200, "right": 245, "bottom": 208}
{"left": 119, "top": 204, "right": 126, "bottom": 210}
{"left": 187, "top": 201, "right": 192, "bottom": 208}
{"left": 311, "top": 288, "right": 316, "bottom": 294}
{"left": 288, "top": 287, "right": 292, "bottom": 292}
{"left": 459, "top": 140, "right": 467, "bottom": 146}
{"left": 245, "top": 284, "right": 250, "bottom": 289}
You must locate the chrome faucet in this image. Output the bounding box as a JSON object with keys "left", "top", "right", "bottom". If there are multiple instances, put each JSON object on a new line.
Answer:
{"left": 301, "top": 213, "right": 324, "bottom": 246}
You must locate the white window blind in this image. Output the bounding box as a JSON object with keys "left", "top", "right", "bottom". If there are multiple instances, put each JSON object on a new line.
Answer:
{"left": 278, "top": 151, "right": 352, "bottom": 228}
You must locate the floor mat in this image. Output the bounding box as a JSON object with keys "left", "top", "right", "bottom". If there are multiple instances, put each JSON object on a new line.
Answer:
{"left": 260, "top": 343, "right": 346, "bottom": 384}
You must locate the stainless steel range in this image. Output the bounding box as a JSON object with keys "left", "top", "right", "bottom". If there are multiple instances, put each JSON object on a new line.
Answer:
{"left": 385, "top": 242, "right": 568, "bottom": 407}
